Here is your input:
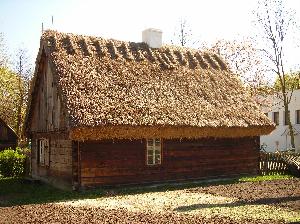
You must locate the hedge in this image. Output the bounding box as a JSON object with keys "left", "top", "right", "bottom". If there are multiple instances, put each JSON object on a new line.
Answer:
{"left": 0, "top": 148, "right": 26, "bottom": 177}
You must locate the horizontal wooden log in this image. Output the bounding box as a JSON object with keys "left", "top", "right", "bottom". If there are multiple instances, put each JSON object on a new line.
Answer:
{"left": 79, "top": 137, "right": 259, "bottom": 186}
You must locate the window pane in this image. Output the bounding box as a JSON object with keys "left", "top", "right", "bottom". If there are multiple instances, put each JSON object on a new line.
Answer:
{"left": 147, "top": 139, "right": 153, "bottom": 146}
{"left": 147, "top": 155, "right": 154, "bottom": 165}
{"left": 155, "top": 138, "right": 160, "bottom": 146}
{"left": 284, "top": 111, "right": 290, "bottom": 125}
{"left": 155, "top": 155, "right": 161, "bottom": 164}
{"left": 147, "top": 149, "right": 153, "bottom": 155}
{"left": 297, "top": 110, "right": 300, "bottom": 124}
{"left": 154, "top": 149, "right": 161, "bottom": 155}
{"left": 273, "top": 112, "right": 279, "bottom": 125}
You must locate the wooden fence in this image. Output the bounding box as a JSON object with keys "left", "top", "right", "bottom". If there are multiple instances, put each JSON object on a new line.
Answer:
{"left": 259, "top": 152, "right": 288, "bottom": 175}
{"left": 259, "top": 152, "right": 300, "bottom": 176}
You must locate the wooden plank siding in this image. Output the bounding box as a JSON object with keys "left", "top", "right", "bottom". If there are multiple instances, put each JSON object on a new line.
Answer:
{"left": 80, "top": 137, "right": 260, "bottom": 187}
{"left": 29, "top": 54, "right": 68, "bottom": 134}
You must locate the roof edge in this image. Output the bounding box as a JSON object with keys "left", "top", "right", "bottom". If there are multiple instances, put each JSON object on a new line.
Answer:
{"left": 69, "top": 125, "right": 275, "bottom": 141}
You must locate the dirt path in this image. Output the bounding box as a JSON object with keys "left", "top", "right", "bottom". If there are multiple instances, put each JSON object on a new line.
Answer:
{"left": 0, "top": 204, "right": 286, "bottom": 224}
{"left": 0, "top": 179, "right": 299, "bottom": 224}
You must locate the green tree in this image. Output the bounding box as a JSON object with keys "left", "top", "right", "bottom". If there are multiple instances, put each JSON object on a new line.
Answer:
{"left": 273, "top": 72, "right": 300, "bottom": 91}
{"left": 0, "top": 67, "right": 20, "bottom": 131}
{"left": 0, "top": 37, "right": 32, "bottom": 142}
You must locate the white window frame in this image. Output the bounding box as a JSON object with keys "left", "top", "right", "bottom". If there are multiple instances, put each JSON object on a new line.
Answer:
{"left": 38, "top": 138, "right": 49, "bottom": 166}
{"left": 146, "top": 138, "right": 162, "bottom": 165}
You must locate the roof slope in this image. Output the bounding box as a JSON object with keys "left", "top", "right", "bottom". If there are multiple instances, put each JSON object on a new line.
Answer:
{"left": 28, "top": 30, "right": 274, "bottom": 140}
{"left": 0, "top": 118, "right": 18, "bottom": 139}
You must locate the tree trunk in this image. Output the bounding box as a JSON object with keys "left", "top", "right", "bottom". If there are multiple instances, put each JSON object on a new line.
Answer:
{"left": 283, "top": 94, "right": 295, "bottom": 149}
{"left": 16, "top": 75, "right": 23, "bottom": 141}
{"left": 16, "top": 56, "right": 24, "bottom": 145}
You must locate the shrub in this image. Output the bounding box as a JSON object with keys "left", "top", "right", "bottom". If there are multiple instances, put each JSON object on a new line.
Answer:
{"left": 0, "top": 148, "right": 26, "bottom": 177}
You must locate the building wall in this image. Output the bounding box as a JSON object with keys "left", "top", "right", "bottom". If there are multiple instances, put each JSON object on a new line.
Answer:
{"left": 28, "top": 54, "right": 72, "bottom": 189}
{"left": 31, "top": 133, "right": 72, "bottom": 189}
{"left": 0, "top": 121, "right": 17, "bottom": 151}
{"left": 261, "top": 89, "right": 300, "bottom": 152}
{"left": 78, "top": 137, "right": 259, "bottom": 187}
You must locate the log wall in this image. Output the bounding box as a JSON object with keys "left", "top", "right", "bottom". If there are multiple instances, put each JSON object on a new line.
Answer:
{"left": 31, "top": 134, "right": 72, "bottom": 189}
{"left": 80, "top": 137, "right": 259, "bottom": 187}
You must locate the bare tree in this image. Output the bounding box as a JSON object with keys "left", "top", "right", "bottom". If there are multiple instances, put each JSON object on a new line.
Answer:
{"left": 255, "top": 0, "right": 299, "bottom": 149}
{"left": 14, "top": 47, "right": 32, "bottom": 142}
{"left": 171, "top": 19, "right": 199, "bottom": 47}
{"left": 207, "top": 38, "right": 270, "bottom": 98}
{"left": 0, "top": 32, "right": 9, "bottom": 67}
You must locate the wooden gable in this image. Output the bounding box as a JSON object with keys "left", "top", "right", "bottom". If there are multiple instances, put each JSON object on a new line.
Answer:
{"left": 27, "top": 50, "right": 68, "bottom": 135}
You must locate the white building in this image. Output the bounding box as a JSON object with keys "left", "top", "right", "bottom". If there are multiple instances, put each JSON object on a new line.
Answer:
{"left": 260, "top": 89, "right": 300, "bottom": 152}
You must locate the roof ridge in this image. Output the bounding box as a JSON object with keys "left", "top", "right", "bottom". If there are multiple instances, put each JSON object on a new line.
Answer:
{"left": 42, "top": 30, "right": 228, "bottom": 71}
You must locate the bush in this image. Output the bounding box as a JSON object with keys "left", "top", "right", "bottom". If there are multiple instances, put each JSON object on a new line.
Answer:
{"left": 0, "top": 148, "right": 26, "bottom": 177}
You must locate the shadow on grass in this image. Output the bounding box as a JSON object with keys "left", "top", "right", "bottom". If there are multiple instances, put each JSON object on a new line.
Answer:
{"left": 0, "top": 177, "right": 242, "bottom": 207}
{"left": 0, "top": 178, "right": 90, "bottom": 207}
{"left": 174, "top": 196, "right": 300, "bottom": 212}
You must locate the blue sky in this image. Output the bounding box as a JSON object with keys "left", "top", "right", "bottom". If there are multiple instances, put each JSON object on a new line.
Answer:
{"left": 1, "top": 0, "right": 300, "bottom": 72}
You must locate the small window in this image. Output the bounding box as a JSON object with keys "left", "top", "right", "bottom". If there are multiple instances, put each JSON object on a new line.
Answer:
{"left": 296, "top": 110, "right": 300, "bottom": 124}
{"left": 273, "top": 112, "right": 279, "bottom": 125}
{"left": 38, "top": 139, "right": 49, "bottom": 166}
{"left": 146, "top": 138, "right": 161, "bottom": 165}
{"left": 284, "top": 110, "right": 290, "bottom": 125}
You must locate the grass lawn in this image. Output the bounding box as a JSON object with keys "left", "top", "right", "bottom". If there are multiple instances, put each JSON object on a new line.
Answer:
{"left": 1, "top": 174, "right": 299, "bottom": 223}
{"left": 0, "top": 174, "right": 294, "bottom": 207}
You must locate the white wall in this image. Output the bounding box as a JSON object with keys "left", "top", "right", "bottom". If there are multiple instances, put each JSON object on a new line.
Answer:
{"left": 260, "top": 89, "right": 300, "bottom": 152}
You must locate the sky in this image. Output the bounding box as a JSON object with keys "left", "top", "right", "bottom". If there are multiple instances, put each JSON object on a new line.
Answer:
{"left": 0, "top": 0, "right": 300, "bottom": 73}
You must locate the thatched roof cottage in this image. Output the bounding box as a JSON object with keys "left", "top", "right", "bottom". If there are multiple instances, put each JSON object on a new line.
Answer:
{"left": 25, "top": 29, "right": 274, "bottom": 189}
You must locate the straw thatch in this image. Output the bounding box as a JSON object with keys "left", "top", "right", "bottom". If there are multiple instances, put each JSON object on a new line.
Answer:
{"left": 26, "top": 30, "right": 274, "bottom": 140}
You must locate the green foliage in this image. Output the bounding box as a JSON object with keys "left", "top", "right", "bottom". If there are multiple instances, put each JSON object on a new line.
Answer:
{"left": 0, "top": 148, "right": 26, "bottom": 177}
{"left": 0, "top": 67, "right": 20, "bottom": 131}
{"left": 274, "top": 73, "right": 300, "bottom": 91}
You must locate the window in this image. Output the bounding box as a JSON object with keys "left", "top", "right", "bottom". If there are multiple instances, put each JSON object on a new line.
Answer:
{"left": 273, "top": 112, "right": 279, "bottom": 125}
{"left": 38, "top": 138, "right": 49, "bottom": 166}
{"left": 284, "top": 110, "right": 290, "bottom": 125}
{"left": 296, "top": 110, "right": 300, "bottom": 124}
{"left": 146, "top": 138, "right": 161, "bottom": 165}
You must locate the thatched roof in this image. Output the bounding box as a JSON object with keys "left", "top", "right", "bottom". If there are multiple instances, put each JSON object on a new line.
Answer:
{"left": 27, "top": 30, "right": 274, "bottom": 140}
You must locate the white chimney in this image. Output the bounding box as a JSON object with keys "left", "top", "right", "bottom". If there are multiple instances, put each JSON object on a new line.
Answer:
{"left": 142, "top": 28, "right": 162, "bottom": 48}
